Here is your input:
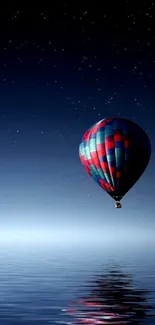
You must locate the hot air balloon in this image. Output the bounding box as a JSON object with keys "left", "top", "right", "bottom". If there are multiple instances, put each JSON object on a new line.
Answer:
{"left": 79, "top": 117, "right": 151, "bottom": 208}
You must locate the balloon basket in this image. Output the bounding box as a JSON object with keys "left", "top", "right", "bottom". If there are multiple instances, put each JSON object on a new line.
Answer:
{"left": 115, "top": 201, "right": 122, "bottom": 208}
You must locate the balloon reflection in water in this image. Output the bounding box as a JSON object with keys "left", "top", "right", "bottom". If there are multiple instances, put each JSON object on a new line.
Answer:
{"left": 63, "top": 267, "right": 154, "bottom": 324}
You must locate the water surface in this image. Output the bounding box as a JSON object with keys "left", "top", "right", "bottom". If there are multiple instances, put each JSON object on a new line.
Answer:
{"left": 0, "top": 242, "right": 154, "bottom": 324}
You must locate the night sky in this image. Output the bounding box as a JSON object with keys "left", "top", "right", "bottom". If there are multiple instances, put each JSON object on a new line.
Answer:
{"left": 0, "top": 4, "right": 154, "bottom": 244}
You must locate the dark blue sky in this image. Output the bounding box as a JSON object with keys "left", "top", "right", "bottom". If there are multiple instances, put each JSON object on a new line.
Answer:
{"left": 0, "top": 4, "right": 154, "bottom": 243}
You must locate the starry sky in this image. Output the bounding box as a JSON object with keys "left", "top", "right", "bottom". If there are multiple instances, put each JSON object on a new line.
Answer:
{"left": 0, "top": 4, "right": 155, "bottom": 244}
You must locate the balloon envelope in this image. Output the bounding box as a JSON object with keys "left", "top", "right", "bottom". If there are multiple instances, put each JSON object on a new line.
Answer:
{"left": 79, "top": 117, "right": 151, "bottom": 201}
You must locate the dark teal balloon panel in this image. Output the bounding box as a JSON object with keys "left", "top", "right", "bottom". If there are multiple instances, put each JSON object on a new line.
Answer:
{"left": 79, "top": 118, "right": 151, "bottom": 201}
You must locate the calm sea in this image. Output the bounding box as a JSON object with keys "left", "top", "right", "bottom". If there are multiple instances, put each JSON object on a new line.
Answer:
{"left": 0, "top": 242, "right": 154, "bottom": 324}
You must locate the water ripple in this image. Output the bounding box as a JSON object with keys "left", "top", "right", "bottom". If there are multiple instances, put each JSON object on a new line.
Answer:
{"left": 0, "top": 245, "right": 154, "bottom": 324}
